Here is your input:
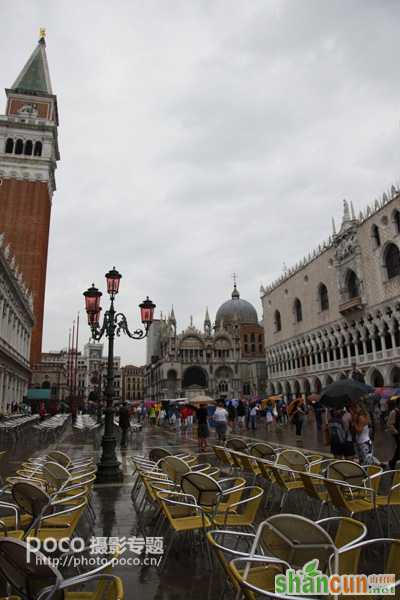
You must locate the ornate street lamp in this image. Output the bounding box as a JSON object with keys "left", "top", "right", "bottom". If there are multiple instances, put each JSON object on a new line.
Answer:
{"left": 83, "top": 268, "right": 155, "bottom": 483}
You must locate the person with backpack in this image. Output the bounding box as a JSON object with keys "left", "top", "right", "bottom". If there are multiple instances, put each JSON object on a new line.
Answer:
{"left": 387, "top": 398, "right": 400, "bottom": 470}
{"left": 327, "top": 409, "right": 346, "bottom": 458}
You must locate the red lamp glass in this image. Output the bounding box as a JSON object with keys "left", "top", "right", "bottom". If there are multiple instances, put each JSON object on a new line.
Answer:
{"left": 139, "top": 296, "right": 156, "bottom": 327}
{"left": 105, "top": 267, "right": 122, "bottom": 295}
{"left": 88, "top": 306, "right": 102, "bottom": 326}
{"left": 83, "top": 284, "right": 102, "bottom": 315}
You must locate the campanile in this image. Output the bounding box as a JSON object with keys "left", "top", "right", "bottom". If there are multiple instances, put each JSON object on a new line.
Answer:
{"left": 0, "top": 32, "right": 60, "bottom": 365}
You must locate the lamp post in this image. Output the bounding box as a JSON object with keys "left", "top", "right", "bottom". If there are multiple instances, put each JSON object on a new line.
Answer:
{"left": 83, "top": 268, "right": 155, "bottom": 483}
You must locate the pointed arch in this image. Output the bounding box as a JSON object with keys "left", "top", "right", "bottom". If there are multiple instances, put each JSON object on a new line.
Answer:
{"left": 24, "top": 140, "right": 33, "bottom": 156}
{"left": 34, "top": 141, "right": 42, "bottom": 156}
{"left": 274, "top": 309, "right": 282, "bottom": 332}
{"left": 383, "top": 242, "right": 400, "bottom": 280}
{"left": 318, "top": 283, "right": 329, "bottom": 311}
{"left": 293, "top": 298, "right": 303, "bottom": 323}
{"left": 346, "top": 270, "right": 360, "bottom": 299}
{"left": 5, "top": 138, "right": 14, "bottom": 153}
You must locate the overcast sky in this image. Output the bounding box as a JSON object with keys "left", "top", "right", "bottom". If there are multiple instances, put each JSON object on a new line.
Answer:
{"left": 1, "top": 1, "right": 400, "bottom": 365}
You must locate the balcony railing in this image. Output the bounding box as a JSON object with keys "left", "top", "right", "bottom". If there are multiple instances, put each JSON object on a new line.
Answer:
{"left": 339, "top": 296, "right": 364, "bottom": 314}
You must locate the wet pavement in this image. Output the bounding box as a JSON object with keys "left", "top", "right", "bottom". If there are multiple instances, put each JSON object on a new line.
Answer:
{"left": 0, "top": 414, "right": 396, "bottom": 599}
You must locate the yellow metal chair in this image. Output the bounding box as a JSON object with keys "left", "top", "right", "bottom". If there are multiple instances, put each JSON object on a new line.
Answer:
{"left": 332, "top": 538, "right": 400, "bottom": 599}
{"left": 212, "top": 485, "right": 264, "bottom": 530}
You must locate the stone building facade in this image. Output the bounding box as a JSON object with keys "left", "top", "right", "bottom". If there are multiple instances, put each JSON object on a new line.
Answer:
{"left": 144, "top": 286, "right": 266, "bottom": 402}
{"left": 31, "top": 350, "right": 68, "bottom": 403}
{"left": 261, "top": 188, "right": 400, "bottom": 396}
{"left": 121, "top": 365, "right": 144, "bottom": 401}
{"left": 0, "top": 34, "right": 60, "bottom": 365}
{"left": 0, "top": 234, "right": 34, "bottom": 412}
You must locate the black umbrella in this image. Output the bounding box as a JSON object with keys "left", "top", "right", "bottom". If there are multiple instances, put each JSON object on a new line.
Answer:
{"left": 320, "top": 378, "right": 374, "bottom": 409}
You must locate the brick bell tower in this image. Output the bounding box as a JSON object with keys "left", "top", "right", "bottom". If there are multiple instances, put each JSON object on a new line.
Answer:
{"left": 0, "top": 31, "right": 60, "bottom": 366}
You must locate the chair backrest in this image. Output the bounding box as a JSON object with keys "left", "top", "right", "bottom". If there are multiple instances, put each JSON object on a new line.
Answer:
{"left": 335, "top": 538, "right": 400, "bottom": 584}
{"left": 181, "top": 472, "right": 221, "bottom": 507}
{"left": 249, "top": 443, "right": 276, "bottom": 460}
{"left": 47, "top": 451, "right": 71, "bottom": 468}
{"left": 276, "top": 449, "right": 309, "bottom": 473}
{"left": 256, "top": 514, "right": 336, "bottom": 572}
{"left": 317, "top": 516, "right": 367, "bottom": 550}
{"left": 213, "top": 446, "right": 233, "bottom": 466}
{"left": 149, "top": 448, "right": 171, "bottom": 462}
{"left": 12, "top": 482, "right": 50, "bottom": 518}
{"left": 92, "top": 576, "right": 124, "bottom": 600}
{"left": 0, "top": 538, "right": 62, "bottom": 600}
{"left": 327, "top": 460, "right": 368, "bottom": 487}
{"left": 42, "top": 462, "right": 70, "bottom": 492}
{"left": 226, "top": 438, "right": 248, "bottom": 451}
{"left": 299, "top": 472, "right": 324, "bottom": 501}
{"left": 160, "top": 456, "right": 189, "bottom": 484}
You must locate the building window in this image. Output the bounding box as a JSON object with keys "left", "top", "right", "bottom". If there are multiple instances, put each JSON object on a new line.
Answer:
{"left": 24, "top": 140, "right": 33, "bottom": 156}
{"left": 371, "top": 224, "right": 381, "bottom": 247}
{"left": 392, "top": 209, "right": 400, "bottom": 234}
{"left": 5, "top": 138, "right": 13, "bottom": 153}
{"left": 346, "top": 270, "right": 360, "bottom": 299}
{"left": 318, "top": 283, "right": 329, "bottom": 311}
{"left": 384, "top": 243, "right": 400, "bottom": 279}
{"left": 294, "top": 298, "right": 302, "bottom": 322}
{"left": 244, "top": 344, "right": 248, "bottom": 353}
{"left": 274, "top": 310, "right": 282, "bottom": 332}
{"left": 34, "top": 141, "right": 42, "bottom": 156}
{"left": 15, "top": 139, "right": 24, "bottom": 155}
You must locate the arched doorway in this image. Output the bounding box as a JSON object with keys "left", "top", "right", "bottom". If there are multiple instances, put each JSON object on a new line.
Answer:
{"left": 370, "top": 369, "right": 384, "bottom": 388}
{"left": 314, "top": 377, "right": 322, "bottom": 394}
{"left": 391, "top": 366, "right": 400, "bottom": 387}
{"left": 182, "top": 366, "right": 208, "bottom": 396}
{"left": 292, "top": 380, "right": 301, "bottom": 397}
{"left": 303, "top": 379, "right": 311, "bottom": 396}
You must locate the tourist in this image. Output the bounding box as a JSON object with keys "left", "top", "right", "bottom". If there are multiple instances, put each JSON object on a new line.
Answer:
{"left": 249, "top": 402, "right": 257, "bottom": 431}
{"left": 186, "top": 405, "right": 193, "bottom": 431}
{"left": 379, "top": 396, "right": 389, "bottom": 427}
{"left": 281, "top": 398, "right": 288, "bottom": 425}
{"left": 149, "top": 405, "right": 156, "bottom": 426}
{"left": 313, "top": 398, "right": 323, "bottom": 431}
{"left": 265, "top": 401, "right": 274, "bottom": 432}
{"left": 350, "top": 401, "right": 377, "bottom": 465}
{"left": 387, "top": 399, "right": 400, "bottom": 470}
{"left": 39, "top": 401, "right": 46, "bottom": 422}
{"left": 214, "top": 401, "right": 228, "bottom": 443}
{"left": 327, "top": 409, "right": 346, "bottom": 458}
{"left": 194, "top": 404, "right": 209, "bottom": 452}
{"left": 237, "top": 399, "right": 246, "bottom": 430}
{"left": 291, "top": 398, "right": 305, "bottom": 437}
{"left": 118, "top": 401, "right": 130, "bottom": 448}
{"left": 341, "top": 407, "right": 355, "bottom": 459}
{"left": 227, "top": 400, "right": 236, "bottom": 433}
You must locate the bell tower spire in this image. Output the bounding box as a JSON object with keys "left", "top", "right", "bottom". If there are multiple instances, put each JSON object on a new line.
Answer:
{"left": 0, "top": 33, "right": 60, "bottom": 365}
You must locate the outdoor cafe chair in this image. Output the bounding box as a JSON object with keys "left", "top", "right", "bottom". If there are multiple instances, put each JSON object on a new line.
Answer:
{"left": 267, "top": 463, "right": 305, "bottom": 510}
{"left": 181, "top": 471, "right": 246, "bottom": 517}
{"left": 322, "top": 477, "right": 384, "bottom": 536}
{"left": 326, "top": 460, "right": 372, "bottom": 488}
{"left": 229, "top": 452, "right": 261, "bottom": 485}
{"left": 159, "top": 455, "right": 219, "bottom": 487}
{"left": 229, "top": 556, "right": 310, "bottom": 600}
{"left": 0, "top": 537, "right": 124, "bottom": 600}
{"left": 226, "top": 438, "right": 249, "bottom": 452}
{"left": 207, "top": 529, "right": 288, "bottom": 599}
{"left": 369, "top": 469, "right": 400, "bottom": 536}
{"left": 157, "top": 490, "right": 213, "bottom": 570}
{"left": 213, "top": 445, "right": 235, "bottom": 472}
{"left": 249, "top": 443, "right": 279, "bottom": 462}
{"left": 330, "top": 538, "right": 400, "bottom": 598}
{"left": 247, "top": 513, "right": 339, "bottom": 575}
{"left": 212, "top": 485, "right": 264, "bottom": 531}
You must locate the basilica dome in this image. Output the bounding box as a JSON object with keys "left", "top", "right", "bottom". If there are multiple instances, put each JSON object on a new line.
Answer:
{"left": 215, "top": 285, "right": 259, "bottom": 326}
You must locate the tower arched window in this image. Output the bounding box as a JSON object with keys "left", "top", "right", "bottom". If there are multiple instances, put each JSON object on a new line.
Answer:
{"left": 34, "top": 141, "right": 42, "bottom": 157}
{"left": 318, "top": 283, "right": 329, "bottom": 311}
{"left": 392, "top": 209, "right": 400, "bottom": 234}
{"left": 384, "top": 243, "right": 400, "bottom": 280}
{"left": 346, "top": 270, "right": 360, "bottom": 299}
{"left": 5, "top": 138, "right": 14, "bottom": 153}
{"left": 294, "top": 298, "right": 302, "bottom": 322}
{"left": 24, "top": 140, "right": 33, "bottom": 156}
{"left": 371, "top": 224, "right": 381, "bottom": 248}
{"left": 274, "top": 310, "right": 282, "bottom": 332}
{"left": 15, "top": 139, "right": 23, "bottom": 155}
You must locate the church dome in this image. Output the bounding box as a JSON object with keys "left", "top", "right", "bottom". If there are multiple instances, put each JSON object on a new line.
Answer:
{"left": 215, "top": 285, "right": 259, "bottom": 325}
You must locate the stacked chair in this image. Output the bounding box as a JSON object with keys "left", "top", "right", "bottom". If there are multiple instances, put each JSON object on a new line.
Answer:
{"left": 206, "top": 436, "right": 400, "bottom": 597}
{"left": 0, "top": 450, "right": 125, "bottom": 599}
